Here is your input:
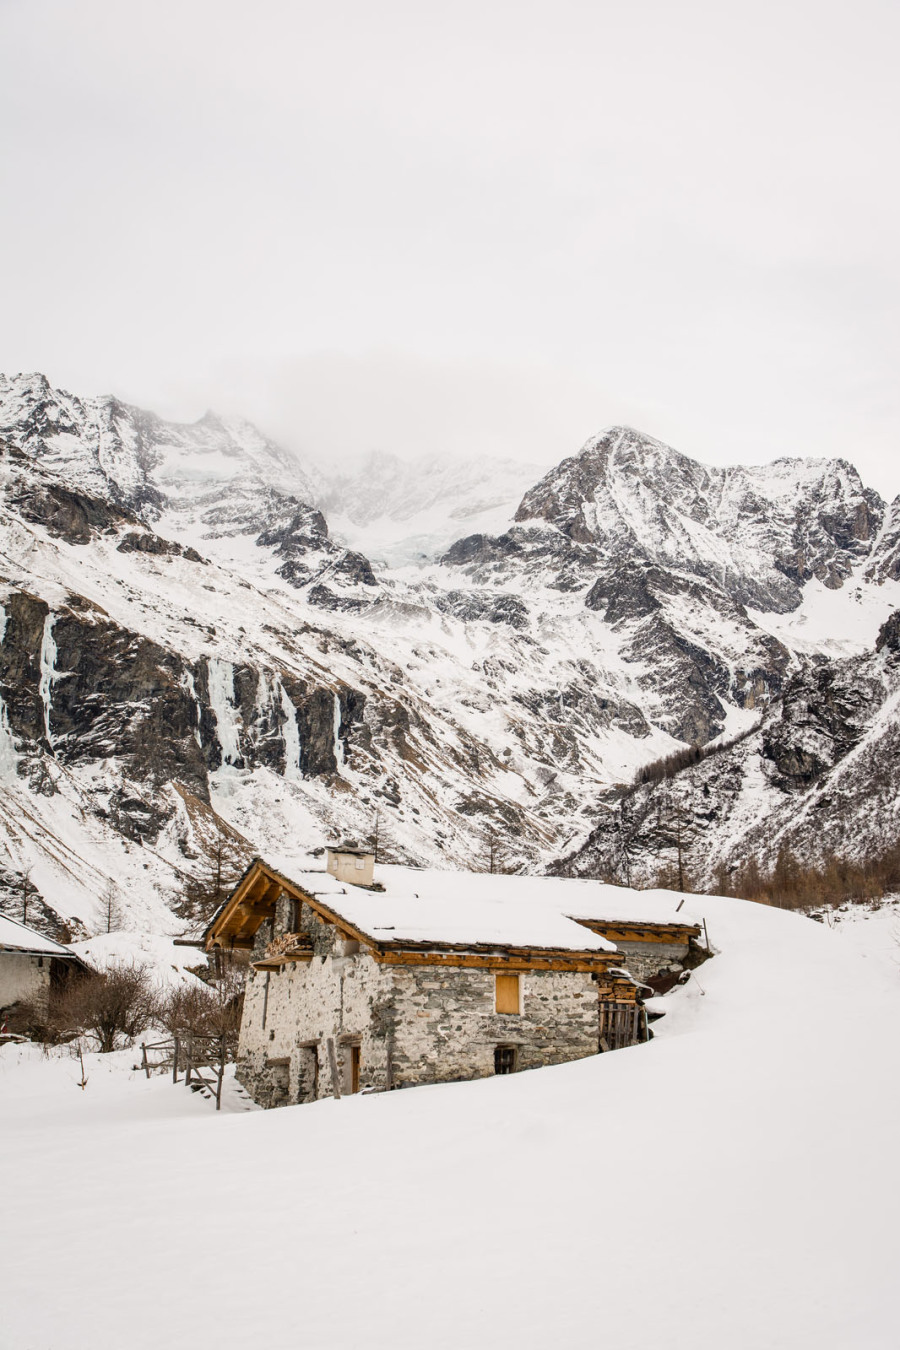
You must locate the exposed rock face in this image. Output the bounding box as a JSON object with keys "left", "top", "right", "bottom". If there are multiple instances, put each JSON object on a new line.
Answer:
{"left": 0, "top": 586, "right": 400, "bottom": 805}
{"left": 556, "top": 610, "right": 900, "bottom": 887}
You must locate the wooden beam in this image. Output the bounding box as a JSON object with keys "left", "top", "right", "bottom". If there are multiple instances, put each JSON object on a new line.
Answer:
{"left": 373, "top": 949, "right": 616, "bottom": 973}
{"left": 574, "top": 919, "right": 701, "bottom": 943}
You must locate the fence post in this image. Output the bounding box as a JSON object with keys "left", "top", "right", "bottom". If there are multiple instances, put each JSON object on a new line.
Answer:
{"left": 173, "top": 1035, "right": 180, "bottom": 1083}
{"left": 215, "top": 1033, "right": 225, "bottom": 1111}
{"left": 141, "top": 1043, "right": 150, "bottom": 1079}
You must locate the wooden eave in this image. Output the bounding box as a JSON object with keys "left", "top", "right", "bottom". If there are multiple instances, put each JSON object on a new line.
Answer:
{"left": 369, "top": 947, "right": 617, "bottom": 973}
{"left": 572, "top": 918, "right": 702, "bottom": 945}
{"left": 252, "top": 952, "right": 315, "bottom": 971}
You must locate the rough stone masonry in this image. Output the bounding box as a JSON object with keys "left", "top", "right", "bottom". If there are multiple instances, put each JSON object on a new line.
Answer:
{"left": 236, "top": 893, "right": 603, "bottom": 1108}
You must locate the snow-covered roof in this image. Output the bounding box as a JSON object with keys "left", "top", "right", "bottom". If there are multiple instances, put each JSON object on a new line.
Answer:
{"left": 252, "top": 858, "right": 701, "bottom": 953}
{"left": 0, "top": 914, "right": 78, "bottom": 958}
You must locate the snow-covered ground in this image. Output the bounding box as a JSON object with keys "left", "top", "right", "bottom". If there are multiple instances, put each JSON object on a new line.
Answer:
{"left": 3, "top": 895, "right": 899, "bottom": 1349}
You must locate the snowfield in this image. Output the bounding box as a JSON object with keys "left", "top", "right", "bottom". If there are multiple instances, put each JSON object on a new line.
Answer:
{"left": 3, "top": 895, "right": 899, "bottom": 1350}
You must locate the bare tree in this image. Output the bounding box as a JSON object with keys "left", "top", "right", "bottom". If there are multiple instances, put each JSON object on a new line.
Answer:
{"left": 158, "top": 966, "right": 243, "bottom": 1057}
{"left": 98, "top": 879, "right": 127, "bottom": 934}
{"left": 484, "top": 824, "right": 513, "bottom": 875}
{"left": 20, "top": 866, "right": 33, "bottom": 925}
{"left": 649, "top": 794, "right": 696, "bottom": 893}
{"left": 176, "top": 824, "right": 248, "bottom": 925}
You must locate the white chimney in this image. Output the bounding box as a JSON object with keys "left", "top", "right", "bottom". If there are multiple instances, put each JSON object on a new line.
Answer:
{"left": 326, "top": 845, "right": 375, "bottom": 888}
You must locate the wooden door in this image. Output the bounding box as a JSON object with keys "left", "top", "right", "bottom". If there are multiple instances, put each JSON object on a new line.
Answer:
{"left": 495, "top": 973, "right": 520, "bottom": 1014}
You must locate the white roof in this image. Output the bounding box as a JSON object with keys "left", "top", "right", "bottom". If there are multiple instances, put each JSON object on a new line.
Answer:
{"left": 262, "top": 859, "right": 701, "bottom": 953}
{"left": 0, "top": 914, "right": 75, "bottom": 957}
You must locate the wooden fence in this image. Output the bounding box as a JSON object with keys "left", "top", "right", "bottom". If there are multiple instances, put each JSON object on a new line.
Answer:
{"left": 599, "top": 1001, "right": 647, "bottom": 1052}
{"left": 137, "top": 1032, "right": 233, "bottom": 1110}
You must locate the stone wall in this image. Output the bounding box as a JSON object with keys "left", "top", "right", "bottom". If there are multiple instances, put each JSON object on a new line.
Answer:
{"left": 612, "top": 939, "right": 693, "bottom": 985}
{"left": 387, "top": 964, "right": 599, "bottom": 1087}
{"left": 235, "top": 901, "right": 604, "bottom": 1108}
{"left": 236, "top": 944, "right": 395, "bottom": 1105}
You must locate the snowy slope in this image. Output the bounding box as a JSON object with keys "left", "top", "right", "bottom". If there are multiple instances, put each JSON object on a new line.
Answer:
{"left": 2, "top": 894, "right": 898, "bottom": 1349}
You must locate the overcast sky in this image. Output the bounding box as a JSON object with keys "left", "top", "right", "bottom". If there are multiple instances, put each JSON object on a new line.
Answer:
{"left": 2, "top": 0, "right": 899, "bottom": 493}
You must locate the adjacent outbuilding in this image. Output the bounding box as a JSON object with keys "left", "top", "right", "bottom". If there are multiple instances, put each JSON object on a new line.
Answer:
{"left": 0, "top": 915, "right": 88, "bottom": 1027}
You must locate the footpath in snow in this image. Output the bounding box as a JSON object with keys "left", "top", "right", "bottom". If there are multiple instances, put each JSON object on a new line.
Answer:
{"left": 2, "top": 895, "right": 899, "bottom": 1350}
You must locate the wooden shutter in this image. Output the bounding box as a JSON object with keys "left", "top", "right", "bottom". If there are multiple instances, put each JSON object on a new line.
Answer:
{"left": 495, "top": 973, "right": 520, "bottom": 1014}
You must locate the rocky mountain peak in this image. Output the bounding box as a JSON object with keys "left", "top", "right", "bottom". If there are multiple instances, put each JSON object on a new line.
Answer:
{"left": 505, "top": 423, "right": 885, "bottom": 612}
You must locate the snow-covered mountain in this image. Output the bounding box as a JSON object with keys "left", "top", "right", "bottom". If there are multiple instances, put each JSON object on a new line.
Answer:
{"left": 2, "top": 372, "right": 900, "bottom": 937}
{"left": 515, "top": 425, "right": 882, "bottom": 610}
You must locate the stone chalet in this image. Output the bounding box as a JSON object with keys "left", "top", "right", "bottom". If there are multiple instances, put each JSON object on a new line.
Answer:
{"left": 203, "top": 847, "right": 704, "bottom": 1109}
{"left": 0, "top": 915, "right": 88, "bottom": 1028}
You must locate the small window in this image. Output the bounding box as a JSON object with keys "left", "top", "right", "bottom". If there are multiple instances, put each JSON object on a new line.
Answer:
{"left": 355, "top": 858, "right": 364, "bottom": 870}
{"left": 494, "top": 1046, "right": 517, "bottom": 1075}
{"left": 495, "top": 973, "right": 520, "bottom": 1015}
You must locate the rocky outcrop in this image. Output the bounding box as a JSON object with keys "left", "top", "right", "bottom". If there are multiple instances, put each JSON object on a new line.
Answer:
{"left": 116, "top": 531, "right": 205, "bottom": 563}
{"left": 556, "top": 611, "right": 900, "bottom": 887}
{"left": 0, "top": 588, "right": 379, "bottom": 815}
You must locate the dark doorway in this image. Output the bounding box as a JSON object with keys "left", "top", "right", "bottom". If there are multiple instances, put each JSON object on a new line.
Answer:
{"left": 494, "top": 1045, "right": 517, "bottom": 1075}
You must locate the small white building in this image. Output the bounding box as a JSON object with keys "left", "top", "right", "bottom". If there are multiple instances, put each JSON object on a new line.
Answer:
{"left": 324, "top": 845, "right": 375, "bottom": 888}
{"left": 0, "top": 915, "right": 87, "bottom": 1024}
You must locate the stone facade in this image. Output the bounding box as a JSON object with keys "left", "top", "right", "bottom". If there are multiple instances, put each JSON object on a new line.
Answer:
{"left": 235, "top": 895, "right": 604, "bottom": 1107}
{"left": 611, "top": 939, "right": 693, "bottom": 985}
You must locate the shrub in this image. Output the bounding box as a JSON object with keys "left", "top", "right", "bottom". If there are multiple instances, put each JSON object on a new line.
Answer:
{"left": 51, "top": 960, "right": 159, "bottom": 1052}
{"left": 157, "top": 967, "right": 243, "bottom": 1056}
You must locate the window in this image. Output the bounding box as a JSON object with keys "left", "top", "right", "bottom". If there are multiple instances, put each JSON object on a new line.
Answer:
{"left": 494, "top": 1046, "right": 517, "bottom": 1075}
{"left": 495, "top": 973, "right": 520, "bottom": 1015}
{"left": 354, "top": 858, "right": 364, "bottom": 870}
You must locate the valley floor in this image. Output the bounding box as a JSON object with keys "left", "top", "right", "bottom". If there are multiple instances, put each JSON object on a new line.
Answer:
{"left": 2, "top": 897, "right": 899, "bottom": 1350}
